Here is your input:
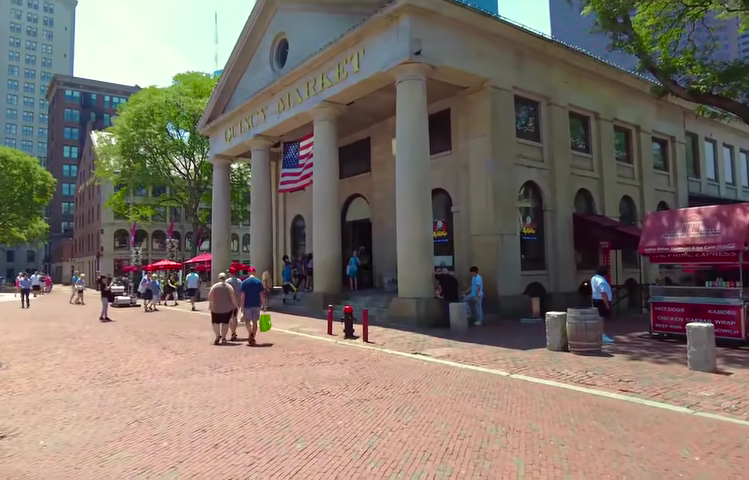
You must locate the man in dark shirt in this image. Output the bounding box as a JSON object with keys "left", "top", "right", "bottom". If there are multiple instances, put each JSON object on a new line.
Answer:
{"left": 434, "top": 268, "right": 460, "bottom": 328}
{"left": 240, "top": 267, "right": 265, "bottom": 346}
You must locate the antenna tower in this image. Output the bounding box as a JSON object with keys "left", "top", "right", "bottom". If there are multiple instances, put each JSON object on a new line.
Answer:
{"left": 214, "top": 11, "right": 219, "bottom": 72}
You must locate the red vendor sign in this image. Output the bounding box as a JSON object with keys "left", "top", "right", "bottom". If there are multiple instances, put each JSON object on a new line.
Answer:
{"left": 650, "top": 301, "right": 744, "bottom": 339}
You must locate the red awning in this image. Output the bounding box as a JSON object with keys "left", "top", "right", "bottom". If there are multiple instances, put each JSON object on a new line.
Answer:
{"left": 573, "top": 213, "right": 641, "bottom": 250}
{"left": 638, "top": 203, "right": 749, "bottom": 254}
{"left": 184, "top": 253, "right": 211, "bottom": 264}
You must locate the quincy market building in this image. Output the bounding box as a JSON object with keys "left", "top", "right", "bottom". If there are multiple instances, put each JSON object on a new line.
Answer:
{"left": 199, "top": 0, "right": 749, "bottom": 320}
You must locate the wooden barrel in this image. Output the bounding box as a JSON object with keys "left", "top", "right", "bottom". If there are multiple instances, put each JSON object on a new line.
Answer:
{"left": 566, "top": 307, "right": 603, "bottom": 353}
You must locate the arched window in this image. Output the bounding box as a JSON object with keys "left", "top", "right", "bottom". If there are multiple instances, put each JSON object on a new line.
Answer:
{"left": 619, "top": 195, "right": 637, "bottom": 225}
{"left": 290, "top": 215, "right": 306, "bottom": 258}
{"left": 198, "top": 229, "right": 211, "bottom": 252}
{"left": 135, "top": 229, "right": 148, "bottom": 250}
{"left": 231, "top": 233, "right": 239, "bottom": 252}
{"left": 518, "top": 181, "right": 545, "bottom": 271}
{"left": 573, "top": 188, "right": 596, "bottom": 214}
{"left": 151, "top": 230, "right": 166, "bottom": 251}
{"left": 185, "top": 232, "right": 193, "bottom": 251}
{"left": 242, "top": 234, "right": 251, "bottom": 253}
{"left": 113, "top": 229, "right": 129, "bottom": 250}
{"left": 171, "top": 231, "right": 182, "bottom": 251}
{"left": 619, "top": 195, "right": 638, "bottom": 267}
{"left": 656, "top": 201, "right": 670, "bottom": 211}
{"left": 432, "top": 189, "right": 454, "bottom": 269}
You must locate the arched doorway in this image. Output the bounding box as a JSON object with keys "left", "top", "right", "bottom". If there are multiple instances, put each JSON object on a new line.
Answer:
{"left": 290, "top": 215, "right": 306, "bottom": 259}
{"left": 432, "top": 189, "right": 455, "bottom": 270}
{"left": 341, "top": 195, "right": 373, "bottom": 289}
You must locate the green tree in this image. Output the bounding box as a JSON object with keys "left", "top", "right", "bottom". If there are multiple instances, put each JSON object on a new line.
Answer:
{"left": 95, "top": 72, "right": 251, "bottom": 256}
{"left": 577, "top": 0, "right": 749, "bottom": 123}
{"left": 0, "top": 146, "right": 56, "bottom": 246}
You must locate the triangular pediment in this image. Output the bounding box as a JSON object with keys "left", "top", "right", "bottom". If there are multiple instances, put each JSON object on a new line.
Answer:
{"left": 200, "top": 0, "right": 391, "bottom": 130}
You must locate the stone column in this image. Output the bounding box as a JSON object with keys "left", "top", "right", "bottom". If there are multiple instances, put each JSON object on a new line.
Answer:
{"left": 310, "top": 103, "right": 344, "bottom": 295}
{"left": 393, "top": 63, "right": 435, "bottom": 299}
{"left": 210, "top": 156, "right": 232, "bottom": 284}
{"left": 248, "top": 137, "right": 274, "bottom": 276}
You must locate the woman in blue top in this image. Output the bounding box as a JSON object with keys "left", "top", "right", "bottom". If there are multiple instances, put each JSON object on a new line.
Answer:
{"left": 347, "top": 250, "right": 360, "bottom": 291}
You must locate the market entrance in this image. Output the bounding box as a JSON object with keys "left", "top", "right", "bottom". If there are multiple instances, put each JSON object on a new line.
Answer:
{"left": 341, "top": 194, "right": 373, "bottom": 289}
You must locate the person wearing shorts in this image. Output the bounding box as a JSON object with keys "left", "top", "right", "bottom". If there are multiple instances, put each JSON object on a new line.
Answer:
{"left": 225, "top": 268, "right": 243, "bottom": 341}
{"left": 240, "top": 267, "right": 264, "bottom": 346}
{"left": 185, "top": 269, "right": 200, "bottom": 311}
{"left": 591, "top": 265, "right": 614, "bottom": 344}
{"left": 208, "top": 272, "right": 239, "bottom": 345}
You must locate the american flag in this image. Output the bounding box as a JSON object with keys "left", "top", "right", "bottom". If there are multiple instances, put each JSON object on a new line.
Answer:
{"left": 279, "top": 133, "right": 313, "bottom": 193}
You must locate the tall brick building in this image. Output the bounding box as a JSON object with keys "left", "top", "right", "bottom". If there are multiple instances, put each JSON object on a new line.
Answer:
{"left": 45, "top": 75, "right": 139, "bottom": 279}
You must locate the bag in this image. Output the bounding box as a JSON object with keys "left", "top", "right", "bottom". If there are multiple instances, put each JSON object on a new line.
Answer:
{"left": 259, "top": 313, "right": 272, "bottom": 333}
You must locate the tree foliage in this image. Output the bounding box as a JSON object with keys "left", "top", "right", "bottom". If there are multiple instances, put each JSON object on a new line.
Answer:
{"left": 95, "top": 72, "right": 251, "bottom": 255}
{"left": 577, "top": 0, "right": 749, "bottom": 123}
{"left": 0, "top": 146, "right": 56, "bottom": 246}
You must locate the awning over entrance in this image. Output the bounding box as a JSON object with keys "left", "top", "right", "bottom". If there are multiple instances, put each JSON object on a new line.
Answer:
{"left": 573, "top": 214, "right": 641, "bottom": 250}
{"left": 638, "top": 203, "right": 749, "bottom": 254}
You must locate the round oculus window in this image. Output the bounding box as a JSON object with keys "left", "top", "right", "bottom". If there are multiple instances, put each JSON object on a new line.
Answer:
{"left": 273, "top": 37, "right": 289, "bottom": 70}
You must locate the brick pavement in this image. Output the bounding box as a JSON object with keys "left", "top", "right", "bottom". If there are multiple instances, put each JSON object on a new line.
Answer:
{"left": 1, "top": 289, "right": 748, "bottom": 479}
{"left": 231, "top": 301, "right": 749, "bottom": 422}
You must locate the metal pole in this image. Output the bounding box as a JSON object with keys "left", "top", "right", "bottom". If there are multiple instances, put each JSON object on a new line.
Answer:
{"left": 362, "top": 308, "right": 369, "bottom": 343}
{"left": 327, "top": 305, "right": 333, "bottom": 335}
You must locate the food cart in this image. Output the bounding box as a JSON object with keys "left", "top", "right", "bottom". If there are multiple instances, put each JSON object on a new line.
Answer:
{"left": 638, "top": 203, "right": 749, "bottom": 341}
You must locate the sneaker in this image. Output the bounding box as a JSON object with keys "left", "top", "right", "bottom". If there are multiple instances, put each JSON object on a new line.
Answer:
{"left": 602, "top": 334, "right": 614, "bottom": 344}
{"left": 213, "top": 335, "right": 221, "bottom": 345}
{"left": 248, "top": 334, "right": 256, "bottom": 346}
{"left": 230, "top": 333, "right": 238, "bottom": 342}
{"left": 221, "top": 337, "right": 227, "bottom": 345}
{"left": 191, "top": 306, "right": 196, "bottom": 312}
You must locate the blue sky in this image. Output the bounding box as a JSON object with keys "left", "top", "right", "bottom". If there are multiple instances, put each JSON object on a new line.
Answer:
{"left": 74, "top": 0, "right": 550, "bottom": 87}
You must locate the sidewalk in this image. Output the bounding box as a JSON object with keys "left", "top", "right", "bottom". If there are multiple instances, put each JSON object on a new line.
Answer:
{"left": 2, "top": 289, "right": 749, "bottom": 478}
{"left": 174, "top": 299, "right": 749, "bottom": 421}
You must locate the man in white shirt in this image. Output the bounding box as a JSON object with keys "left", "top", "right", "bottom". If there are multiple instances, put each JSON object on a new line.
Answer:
{"left": 591, "top": 266, "right": 615, "bottom": 344}
{"left": 185, "top": 269, "right": 201, "bottom": 311}
{"left": 30, "top": 271, "right": 41, "bottom": 297}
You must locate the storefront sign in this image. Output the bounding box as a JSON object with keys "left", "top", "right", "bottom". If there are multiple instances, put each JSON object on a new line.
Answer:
{"left": 650, "top": 301, "right": 743, "bottom": 339}
{"left": 224, "top": 48, "right": 366, "bottom": 144}
{"left": 520, "top": 215, "right": 536, "bottom": 240}
{"left": 649, "top": 250, "right": 740, "bottom": 264}
{"left": 433, "top": 219, "right": 448, "bottom": 243}
{"left": 599, "top": 241, "right": 611, "bottom": 283}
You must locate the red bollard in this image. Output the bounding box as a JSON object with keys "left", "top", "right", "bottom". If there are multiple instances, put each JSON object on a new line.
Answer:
{"left": 362, "top": 308, "right": 369, "bottom": 343}
{"left": 327, "top": 304, "right": 333, "bottom": 335}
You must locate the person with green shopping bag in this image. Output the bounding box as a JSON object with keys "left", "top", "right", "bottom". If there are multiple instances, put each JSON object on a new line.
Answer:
{"left": 239, "top": 267, "right": 265, "bottom": 346}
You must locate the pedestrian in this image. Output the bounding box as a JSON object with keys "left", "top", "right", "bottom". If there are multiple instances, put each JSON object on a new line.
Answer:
{"left": 185, "top": 268, "right": 200, "bottom": 311}
{"left": 29, "top": 271, "right": 41, "bottom": 297}
{"left": 140, "top": 274, "right": 153, "bottom": 312}
{"left": 462, "top": 266, "right": 484, "bottom": 326}
{"left": 150, "top": 275, "right": 161, "bottom": 311}
{"left": 208, "top": 272, "right": 240, "bottom": 345}
{"left": 305, "top": 253, "right": 314, "bottom": 291}
{"left": 18, "top": 272, "right": 31, "bottom": 308}
{"left": 240, "top": 267, "right": 264, "bottom": 346}
{"left": 14, "top": 272, "right": 20, "bottom": 297}
{"left": 261, "top": 269, "right": 272, "bottom": 310}
{"left": 346, "top": 250, "right": 360, "bottom": 291}
{"left": 434, "top": 267, "right": 460, "bottom": 327}
{"left": 281, "top": 256, "right": 297, "bottom": 304}
{"left": 98, "top": 274, "right": 113, "bottom": 322}
{"left": 225, "top": 267, "right": 243, "bottom": 341}
{"left": 591, "top": 265, "right": 615, "bottom": 344}
{"left": 75, "top": 274, "right": 86, "bottom": 305}
{"left": 69, "top": 270, "right": 80, "bottom": 304}
{"left": 164, "top": 274, "right": 178, "bottom": 306}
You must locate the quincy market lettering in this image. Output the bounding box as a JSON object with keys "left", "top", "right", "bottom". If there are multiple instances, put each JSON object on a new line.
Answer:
{"left": 224, "top": 48, "right": 366, "bottom": 144}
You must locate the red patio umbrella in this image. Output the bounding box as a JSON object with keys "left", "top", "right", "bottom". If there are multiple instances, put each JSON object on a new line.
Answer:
{"left": 184, "top": 252, "right": 211, "bottom": 265}
{"left": 145, "top": 259, "right": 183, "bottom": 271}
{"left": 195, "top": 264, "right": 211, "bottom": 272}
{"left": 122, "top": 265, "right": 137, "bottom": 273}
{"left": 230, "top": 261, "right": 250, "bottom": 272}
